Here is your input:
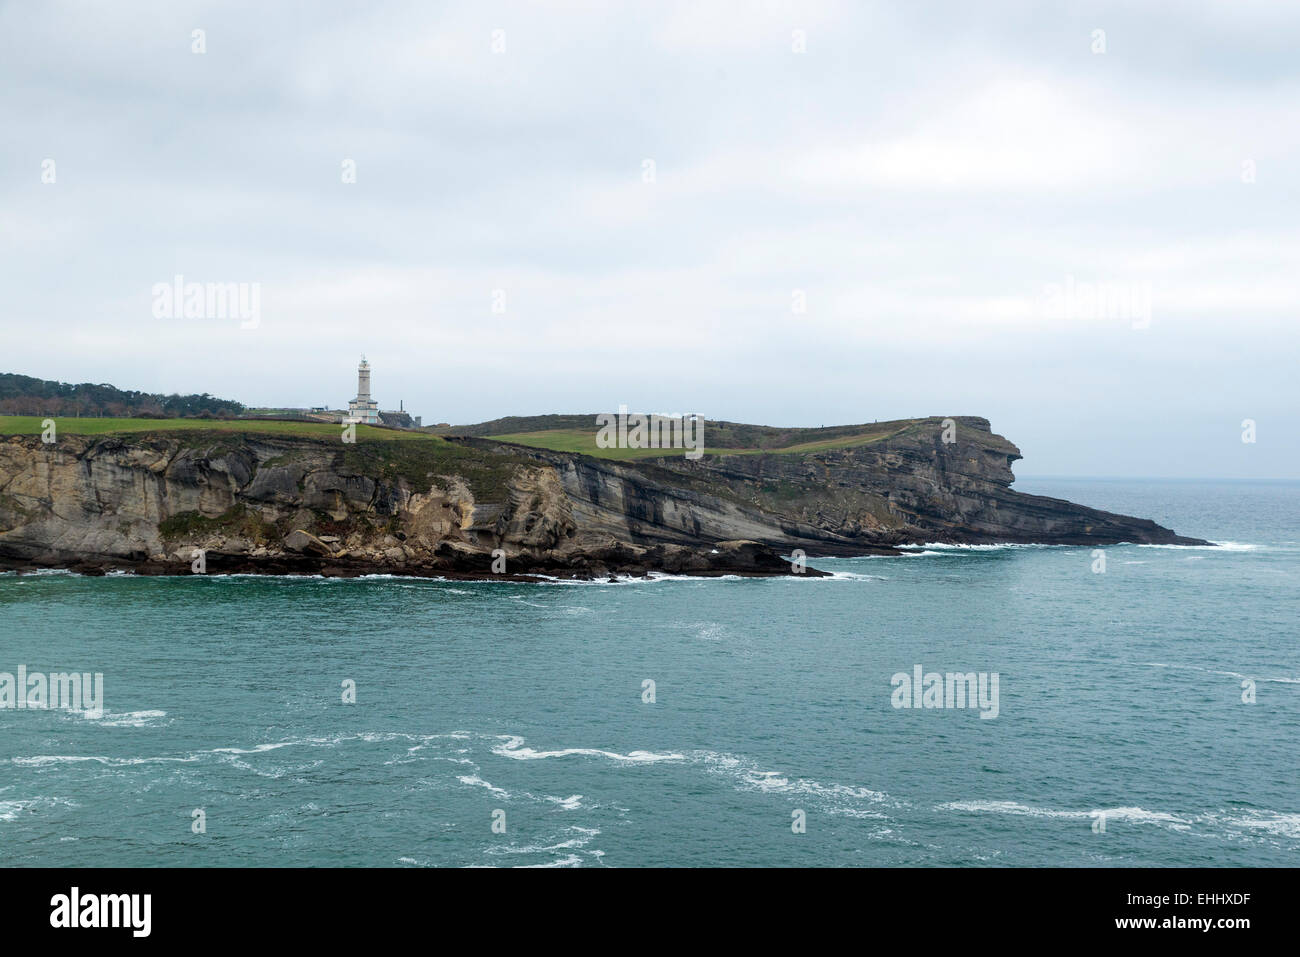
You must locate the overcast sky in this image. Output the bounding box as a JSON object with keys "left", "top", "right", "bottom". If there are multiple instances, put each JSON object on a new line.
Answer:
{"left": 2, "top": 1, "right": 1296, "bottom": 477}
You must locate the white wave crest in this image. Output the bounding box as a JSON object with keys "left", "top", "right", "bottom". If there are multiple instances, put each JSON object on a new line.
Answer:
{"left": 1137, "top": 541, "right": 1257, "bottom": 551}
{"left": 77, "top": 709, "right": 169, "bottom": 728}
{"left": 1140, "top": 662, "right": 1300, "bottom": 684}
{"left": 457, "top": 774, "right": 510, "bottom": 798}
{"left": 492, "top": 735, "right": 683, "bottom": 763}
{"left": 938, "top": 800, "right": 1189, "bottom": 827}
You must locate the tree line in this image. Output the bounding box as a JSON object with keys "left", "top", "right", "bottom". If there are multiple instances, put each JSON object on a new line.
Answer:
{"left": 0, "top": 373, "right": 245, "bottom": 418}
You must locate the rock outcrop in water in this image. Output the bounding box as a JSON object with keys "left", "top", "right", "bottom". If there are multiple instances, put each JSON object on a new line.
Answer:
{"left": 0, "top": 416, "right": 1207, "bottom": 578}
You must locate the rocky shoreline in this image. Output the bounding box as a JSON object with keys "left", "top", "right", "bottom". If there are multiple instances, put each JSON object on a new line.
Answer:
{"left": 0, "top": 538, "right": 829, "bottom": 580}
{"left": 0, "top": 418, "right": 1208, "bottom": 581}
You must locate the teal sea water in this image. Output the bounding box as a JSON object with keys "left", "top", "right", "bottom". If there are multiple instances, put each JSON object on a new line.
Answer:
{"left": 2, "top": 479, "right": 1296, "bottom": 867}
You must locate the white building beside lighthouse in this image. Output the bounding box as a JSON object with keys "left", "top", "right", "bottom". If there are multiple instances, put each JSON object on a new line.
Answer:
{"left": 345, "top": 356, "right": 381, "bottom": 424}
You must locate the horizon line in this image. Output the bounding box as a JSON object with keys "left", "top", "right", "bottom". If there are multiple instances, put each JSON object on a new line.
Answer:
{"left": 1014, "top": 474, "right": 1299, "bottom": 483}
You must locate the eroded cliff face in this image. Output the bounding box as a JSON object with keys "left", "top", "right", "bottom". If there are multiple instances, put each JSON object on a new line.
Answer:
{"left": 0, "top": 432, "right": 810, "bottom": 577}
{"left": 0, "top": 418, "right": 1205, "bottom": 578}
{"left": 632, "top": 417, "right": 1204, "bottom": 548}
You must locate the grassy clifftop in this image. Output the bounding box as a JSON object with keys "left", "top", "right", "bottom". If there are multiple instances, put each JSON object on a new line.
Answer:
{"left": 451, "top": 413, "right": 931, "bottom": 460}
{"left": 0, "top": 412, "right": 1007, "bottom": 465}
{"left": 0, "top": 415, "right": 422, "bottom": 442}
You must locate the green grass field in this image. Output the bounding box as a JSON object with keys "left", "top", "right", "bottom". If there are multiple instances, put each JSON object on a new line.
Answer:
{"left": 0, "top": 416, "right": 429, "bottom": 442}
{"left": 0, "top": 415, "right": 906, "bottom": 460}
{"left": 487, "top": 427, "right": 898, "bottom": 459}
{"left": 486, "top": 430, "right": 722, "bottom": 459}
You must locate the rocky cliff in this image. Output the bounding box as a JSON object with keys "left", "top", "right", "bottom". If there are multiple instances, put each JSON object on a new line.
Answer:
{"left": 635, "top": 416, "right": 1203, "bottom": 549}
{"left": 0, "top": 417, "right": 1206, "bottom": 579}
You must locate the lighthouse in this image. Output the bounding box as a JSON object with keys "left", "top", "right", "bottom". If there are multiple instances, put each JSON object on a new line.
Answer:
{"left": 346, "top": 355, "right": 381, "bottom": 424}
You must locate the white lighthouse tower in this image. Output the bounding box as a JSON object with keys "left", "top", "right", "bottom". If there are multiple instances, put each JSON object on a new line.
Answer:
{"left": 346, "top": 355, "right": 381, "bottom": 425}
